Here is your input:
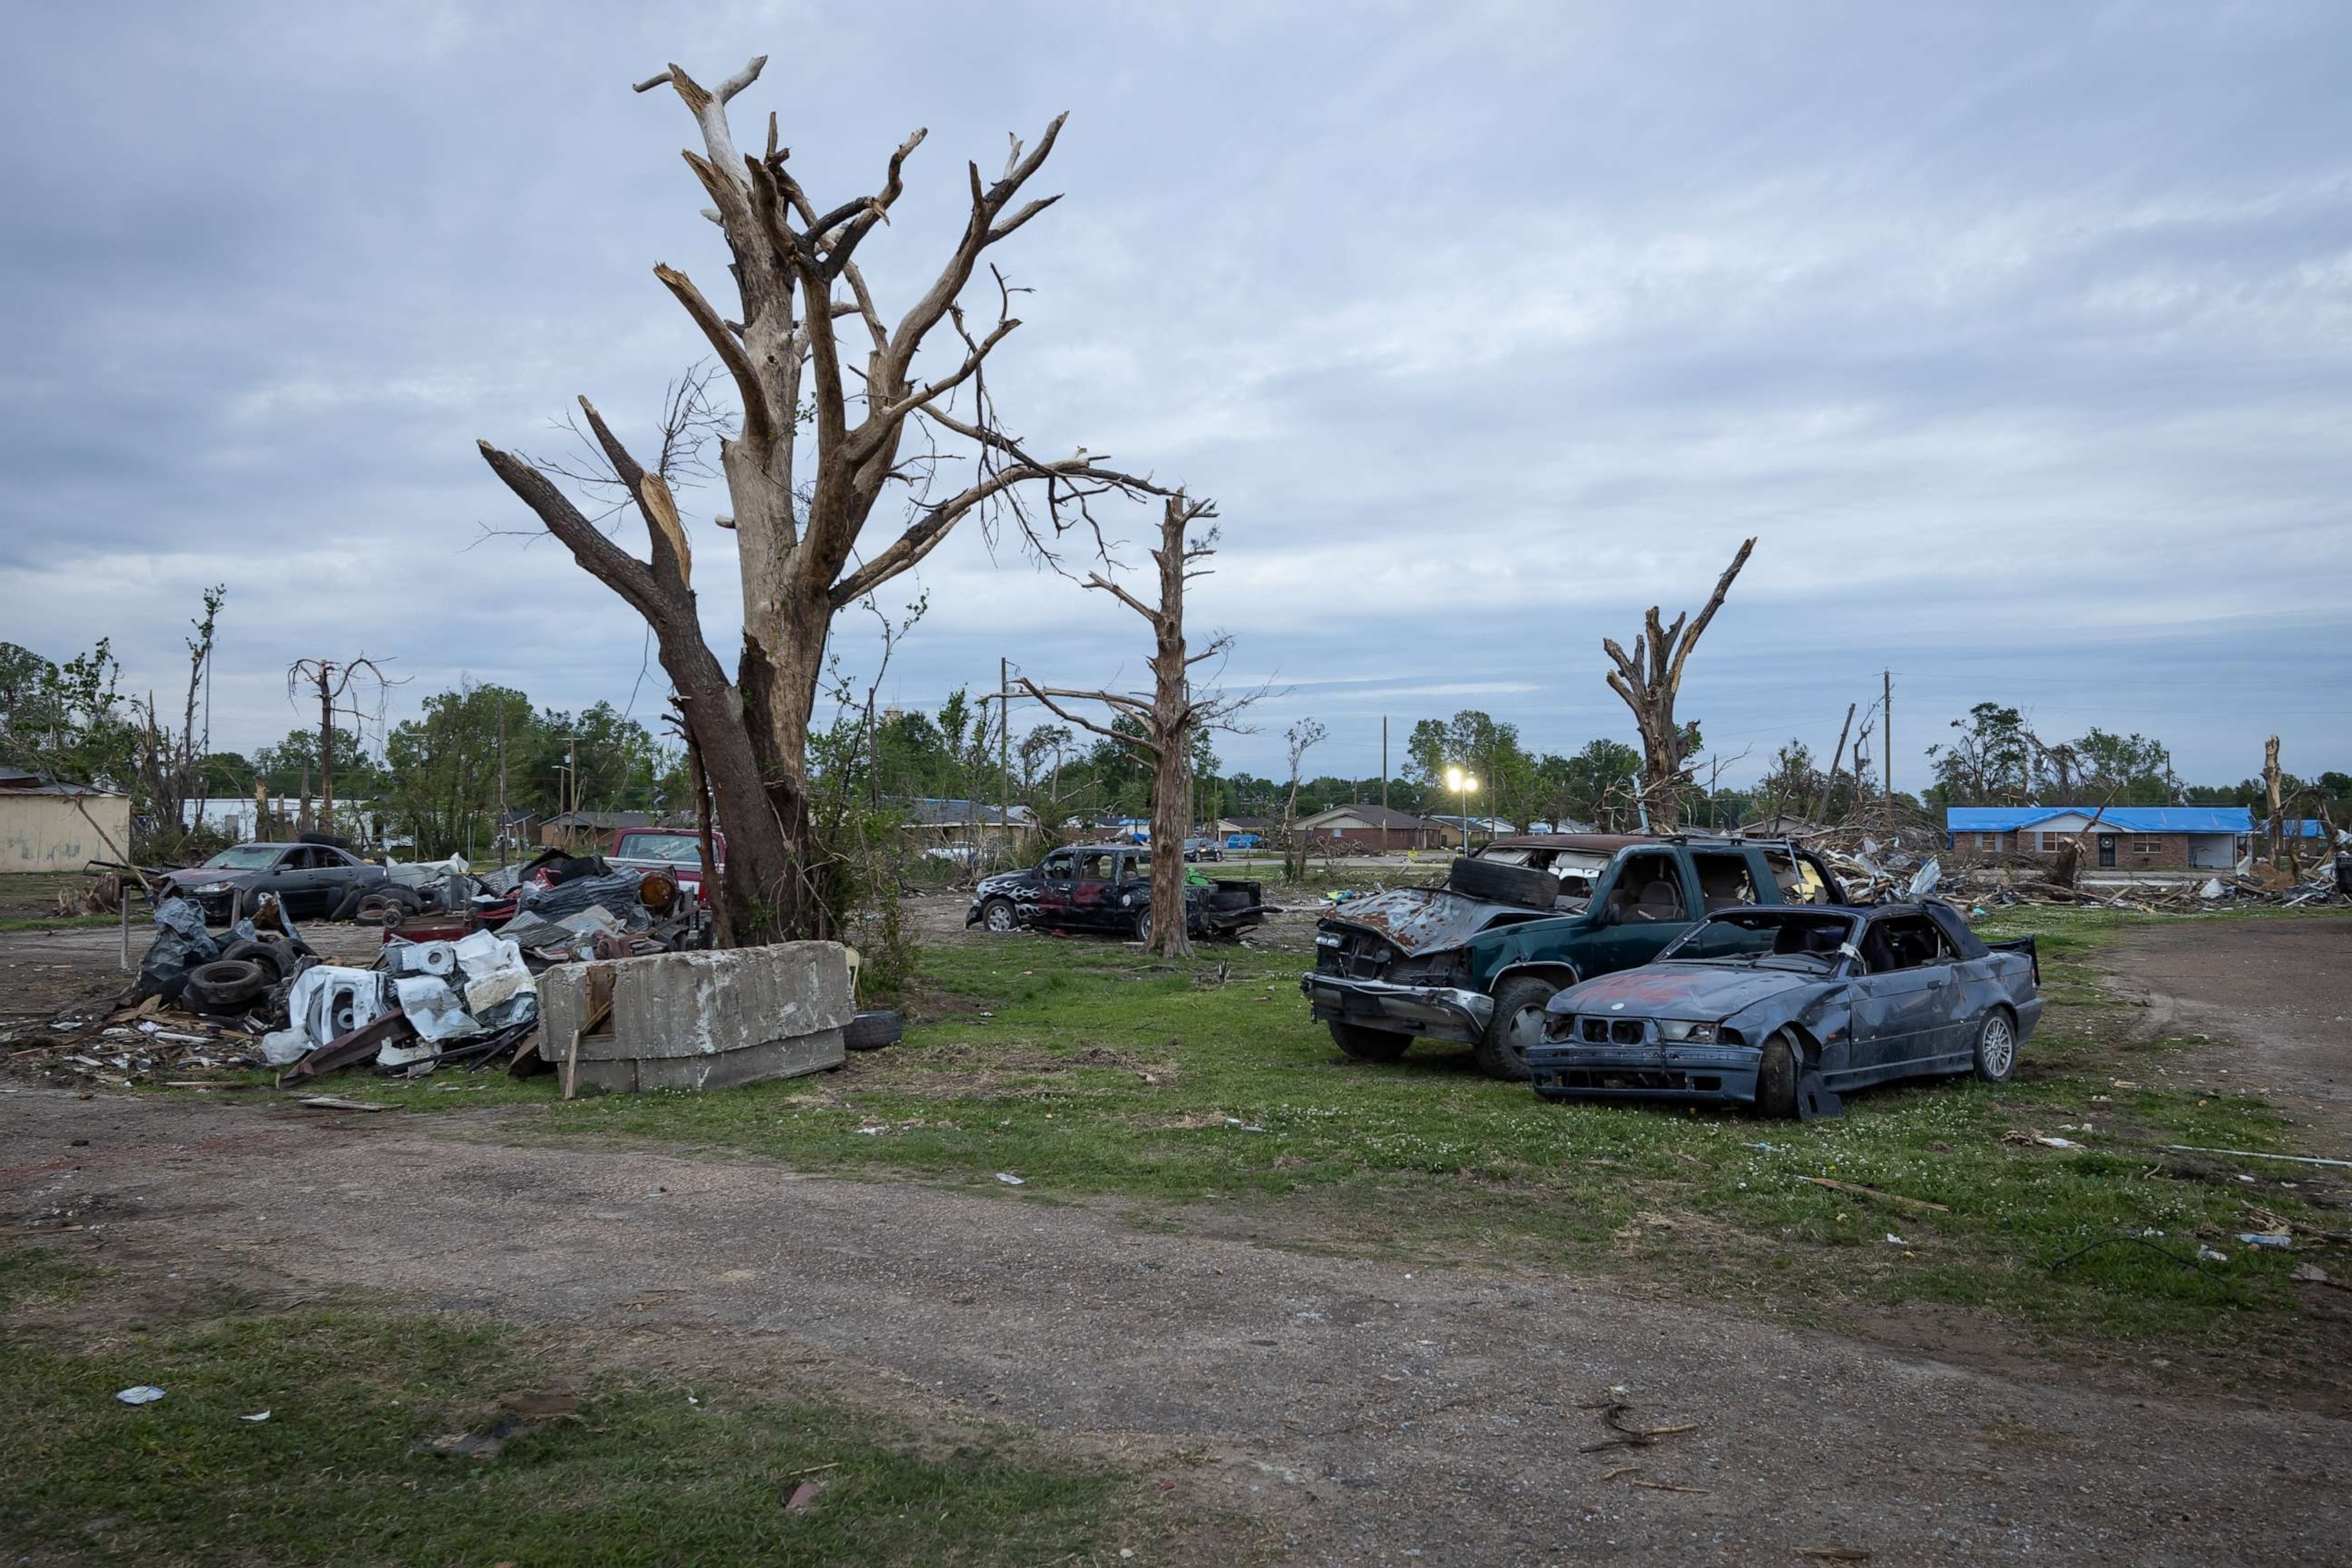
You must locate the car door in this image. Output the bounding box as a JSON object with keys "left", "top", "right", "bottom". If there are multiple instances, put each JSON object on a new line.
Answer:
{"left": 1033, "top": 850, "right": 1077, "bottom": 924}
{"left": 253, "top": 846, "right": 306, "bottom": 911}
{"left": 1844, "top": 913, "right": 1963, "bottom": 1080}
{"left": 1583, "top": 849, "right": 1697, "bottom": 977}
{"left": 1067, "top": 850, "right": 1120, "bottom": 929}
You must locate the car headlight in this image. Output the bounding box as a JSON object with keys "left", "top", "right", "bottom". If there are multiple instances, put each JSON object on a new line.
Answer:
{"left": 194, "top": 880, "right": 233, "bottom": 896}
{"left": 1657, "top": 1020, "right": 1719, "bottom": 1044}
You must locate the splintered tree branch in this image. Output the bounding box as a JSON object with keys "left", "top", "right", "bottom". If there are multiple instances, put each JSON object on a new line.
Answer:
{"left": 1603, "top": 537, "right": 1756, "bottom": 833}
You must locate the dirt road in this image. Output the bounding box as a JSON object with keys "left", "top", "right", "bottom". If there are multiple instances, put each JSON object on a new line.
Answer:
{"left": 5, "top": 1086, "right": 2344, "bottom": 1565}
{"left": 2102, "top": 914, "right": 2352, "bottom": 1151}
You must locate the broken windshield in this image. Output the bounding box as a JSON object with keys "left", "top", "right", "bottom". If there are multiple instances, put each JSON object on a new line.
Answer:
{"left": 201, "top": 845, "right": 283, "bottom": 870}
{"left": 1659, "top": 907, "right": 1859, "bottom": 969}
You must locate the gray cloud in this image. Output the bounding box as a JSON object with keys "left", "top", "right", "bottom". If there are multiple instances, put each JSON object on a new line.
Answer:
{"left": 2, "top": 1, "right": 2346, "bottom": 788}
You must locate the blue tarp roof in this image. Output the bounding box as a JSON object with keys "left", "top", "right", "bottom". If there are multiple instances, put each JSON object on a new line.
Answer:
{"left": 1945, "top": 805, "right": 2252, "bottom": 834}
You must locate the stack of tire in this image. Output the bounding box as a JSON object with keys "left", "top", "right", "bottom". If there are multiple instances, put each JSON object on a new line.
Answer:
{"left": 181, "top": 932, "right": 321, "bottom": 1018}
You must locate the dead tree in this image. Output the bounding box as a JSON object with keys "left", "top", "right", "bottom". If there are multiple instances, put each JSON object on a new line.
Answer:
{"left": 284, "top": 654, "right": 394, "bottom": 836}
{"left": 1603, "top": 538, "right": 1755, "bottom": 833}
{"left": 1016, "top": 495, "right": 1243, "bottom": 958}
{"left": 2264, "top": 734, "right": 2285, "bottom": 870}
{"left": 132, "top": 586, "right": 225, "bottom": 848}
{"left": 479, "top": 55, "right": 1165, "bottom": 945}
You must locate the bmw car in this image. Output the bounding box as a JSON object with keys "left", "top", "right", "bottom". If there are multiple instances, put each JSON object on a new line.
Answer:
{"left": 1524, "top": 903, "right": 2041, "bottom": 1120}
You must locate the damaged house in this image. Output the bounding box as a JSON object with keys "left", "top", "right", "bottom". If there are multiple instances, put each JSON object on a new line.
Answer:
{"left": 1944, "top": 805, "right": 2251, "bottom": 872}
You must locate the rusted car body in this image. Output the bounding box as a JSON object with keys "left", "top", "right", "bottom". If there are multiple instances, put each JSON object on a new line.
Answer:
{"left": 1300, "top": 834, "right": 1847, "bottom": 1080}
{"left": 1526, "top": 902, "right": 2042, "bottom": 1119}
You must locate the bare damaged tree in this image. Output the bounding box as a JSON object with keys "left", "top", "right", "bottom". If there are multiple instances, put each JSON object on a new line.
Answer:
{"left": 1603, "top": 538, "right": 1756, "bottom": 833}
{"left": 1280, "top": 718, "right": 1326, "bottom": 882}
{"left": 478, "top": 55, "right": 1165, "bottom": 943}
{"left": 1016, "top": 495, "right": 1246, "bottom": 958}
{"left": 284, "top": 654, "right": 397, "bottom": 836}
{"left": 131, "top": 585, "right": 225, "bottom": 850}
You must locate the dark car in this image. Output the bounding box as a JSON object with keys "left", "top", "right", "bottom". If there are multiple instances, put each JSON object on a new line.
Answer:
{"left": 158, "top": 840, "right": 387, "bottom": 924}
{"left": 967, "top": 844, "right": 1266, "bottom": 942}
{"left": 1525, "top": 902, "right": 2043, "bottom": 1120}
{"left": 1302, "top": 834, "right": 1848, "bottom": 1080}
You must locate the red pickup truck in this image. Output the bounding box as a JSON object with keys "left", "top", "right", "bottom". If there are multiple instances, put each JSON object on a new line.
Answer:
{"left": 608, "top": 827, "right": 724, "bottom": 906}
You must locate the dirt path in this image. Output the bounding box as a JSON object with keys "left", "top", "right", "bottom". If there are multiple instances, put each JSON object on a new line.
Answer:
{"left": 5, "top": 1087, "right": 2344, "bottom": 1566}
{"left": 2101, "top": 915, "right": 2352, "bottom": 1152}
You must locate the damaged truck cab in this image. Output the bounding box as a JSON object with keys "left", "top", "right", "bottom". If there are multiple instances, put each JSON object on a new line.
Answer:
{"left": 1299, "top": 834, "right": 1847, "bottom": 1080}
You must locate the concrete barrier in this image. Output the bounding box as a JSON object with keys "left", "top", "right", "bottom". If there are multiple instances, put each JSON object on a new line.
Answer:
{"left": 537, "top": 941, "right": 851, "bottom": 1093}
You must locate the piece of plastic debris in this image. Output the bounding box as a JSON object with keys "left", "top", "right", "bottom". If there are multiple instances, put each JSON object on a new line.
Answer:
{"left": 240, "top": 1410, "right": 271, "bottom": 1422}
{"left": 116, "top": 1385, "right": 165, "bottom": 1405}
{"left": 2197, "top": 1245, "right": 2230, "bottom": 1263}
{"left": 1225, "top": 1118, "right": 1267, "bottom": 1132}
{"left": 2034, "top": 1135, "right": 2082, "bottom": 1150}
{"left": 2292, "top": 1263, "right": 2331, "bottom": 1285}
{"left": 1741, "top": 1142, "right": 1779, "bottom": 1152}
{"left": 2237, "top": 1232, "right": 2293, "bottom": 1249}
{"left": 995, "top": 1172, "right": 1025, "bottom": 1186}
{"left": 1883, "top": 1233, "right": 1907, "bottom": 1246}
{"left": 785, "top": 1479, "right": 826, "bottom": 1513}
{"left": 296, "top": 1096, "right": 389, "bottom": 1112}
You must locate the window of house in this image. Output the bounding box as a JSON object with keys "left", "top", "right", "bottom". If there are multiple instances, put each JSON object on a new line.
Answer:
{"left": 2037, "top": 831, "right": 2063, "bottom": 853}
{"left": 1976, "top": 833, "right": 2001, "bottom": 851}
{"left": 2135, "top": 838, "right": 2158, "bottom": 854}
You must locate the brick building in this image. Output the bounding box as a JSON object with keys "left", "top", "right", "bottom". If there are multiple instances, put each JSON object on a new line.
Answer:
{"left": 1944, "top": 806, "right": 2250, "bottom": 872}
{"left": 1295, "top": 803, "right": 1449, "bottom": 851}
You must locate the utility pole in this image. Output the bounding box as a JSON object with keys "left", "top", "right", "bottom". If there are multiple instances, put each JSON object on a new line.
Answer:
{"left": 497, "top": 699, "right": 509, "bottom": 869}
{"left": 1001, "top": 655, "right": 1012, "bottom": 864}
{"left": 1883, "top": 668, "right": 1893, "bottom": 799}
{"left": 1381, "top": 716, "right": 1389, "bottom": 823}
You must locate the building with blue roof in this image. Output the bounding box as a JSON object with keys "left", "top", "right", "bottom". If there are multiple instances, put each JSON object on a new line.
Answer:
{"left": 1945, "top": 805, "right": 2251, "bottom": 872}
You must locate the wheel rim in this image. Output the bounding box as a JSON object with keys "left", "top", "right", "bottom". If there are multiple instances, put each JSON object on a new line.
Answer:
{"left": 1503, "top": 1004, "right": 1547, "bottom": 1065}
{"left": 1982, "top": 1015, "right": 2014, "bottom": 1075}
{"left": 985, "top": 902, "right": 1014, "bottom": 933}
{"left": 1135, "top": 911, "right": 1152, "bottom": 945}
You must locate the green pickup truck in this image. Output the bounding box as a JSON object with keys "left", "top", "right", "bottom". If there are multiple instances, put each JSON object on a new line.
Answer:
{"left": 1300, "top": 833, "right": 1848, "bottom": 1080}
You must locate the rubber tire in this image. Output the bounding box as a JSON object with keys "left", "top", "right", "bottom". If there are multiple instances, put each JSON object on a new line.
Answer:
{"left": 1971, "top": 1008, "right": 2019, "bottom": 1084}
{"left": 844, "top": 1010, "right": 904, "bottom": 1052}
{"left": 1132, "top": 907, "right": 1152, "bottom": 947}
{"left": 182, "top": 958, "right": 270, "bottom": 1014}
{"left": 1329, "top": 1020, "right": 1410, "bottom": 1061}
{"left": 980, "top": 897, "right": 1018, "bottom": 935}
{"left": 1754, "top": 1031, "right": 1799, "bottom": 1119}
{"left": 1476, "top": 975, "right": 1558, "bottom": 1081}
{"left": 217, "top": 939, "right": 286, "bottom": 980}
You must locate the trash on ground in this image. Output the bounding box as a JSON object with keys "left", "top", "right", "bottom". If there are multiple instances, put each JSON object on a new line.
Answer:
{"left": 295, "top": 1095, "right": 390, "bottom": 1112}
{"left": 240, "top": 1410, "right": 272, "bottom": 1422}
{"left": 2237, "top": 1232, "right": 2293, "bottom": 1249}
{"left": 2197, "top": 1244, "right": 2231, "bottom": 1263}
{"left": 996, "top": 1172, "right": 1026, "bottom": 1186}
{"left": 115, "top": 1386, "right": 165, "bottom": 1405}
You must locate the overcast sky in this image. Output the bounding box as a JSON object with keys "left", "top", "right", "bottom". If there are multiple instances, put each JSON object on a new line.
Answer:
{"left": 4, "top": 2, "right": 2347, "bottom": 793}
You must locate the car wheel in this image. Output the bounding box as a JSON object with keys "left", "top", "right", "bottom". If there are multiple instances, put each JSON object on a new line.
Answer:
{"left": 1329, "top": 1021, "right": 1410, "bottom": 1061}
{"left": 981, "top": 897, "right": 1018, "bottom": 935}
{"left": 1971, "top": 1008, "right": 2019, "bottom": 1084}
{"left": 182, "top": 959, "right": 270, "bottom": 1014}
{"left": 1132, "top": 907, "right": 1153, "bottom": 946}
{"left": 217, "top": 939, "right": 286, "bottom": 981}
{"left": 1476, "top": 976, "right": 1557, "bottom": 1081}
{"left": 1755, "top": 1031, "right": 1800, "bottom": 1119}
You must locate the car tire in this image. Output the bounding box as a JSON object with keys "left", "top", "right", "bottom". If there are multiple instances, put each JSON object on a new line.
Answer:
{"left": 182, "top": 959, "right": 270, "bottom": 1014}
{"left": 1755, "top": 1031, "right": 1800, "bottom": 1119}
{"left": 217, "top": 939, "right": 286, "bottom": 980}
{"left": 1476, "top": 976, "right": 1557, "bottom": 1081}
{"left": 1971, "top": 1008, "right": 2019, "bottom": 1084}
{"left": 1329, "top": 1021, "right": 1410, "bottom": 1061}
{"left": 844, "top": 1009, "right": 904, "bottom": 1052}
{"left": 1132, "top": 907, "right": 1153, "bottom": 946}
{"left": 980, "top": 897, "right": 1018, "bottom": 935}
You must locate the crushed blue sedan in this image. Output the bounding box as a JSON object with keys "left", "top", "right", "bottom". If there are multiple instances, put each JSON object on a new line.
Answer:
{"left": 1525, "top": 902, "right": 2041, "bottom": 1120}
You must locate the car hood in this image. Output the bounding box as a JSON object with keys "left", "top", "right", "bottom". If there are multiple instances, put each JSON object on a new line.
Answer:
{"left": 1321, "top": 885, "right": 1552, "bottom": 956}
{"left": 1551, "top": 963, "right": 1821, "bottom": 1021}
{"left": 162, "top": 867, "right": 251, "bottom": 887}
{"left": 974, "top": 870, "right": 1038, "bottom": 897}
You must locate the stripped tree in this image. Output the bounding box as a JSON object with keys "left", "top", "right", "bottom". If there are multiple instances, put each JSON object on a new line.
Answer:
{"left": 1602, "top": 537, "right": 1756, "bottom": 833}
{"left": 1015, "top": 495, "right": 1246, "bottom": 958}
{"left": 478, "top": 55, "right": 1164, "bottom": 943}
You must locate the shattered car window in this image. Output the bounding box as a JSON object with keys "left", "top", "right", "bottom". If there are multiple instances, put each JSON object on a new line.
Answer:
{"left": 1530, "top": 849, "right": 1610, "bottom": 903}
{"left": 1660, "top": 907, "right": 1860, "bottom": 969}
{"left": 1691, "top": 851, "right": 1761, "bottom": 911}
{"left": 1760, "top": 848, "right": 1830, "bottom": 905}
{"left": 617, "top": 832, "right": 701, "bottom": 861}
{"left": 202, "top": 845, "right": 283, "bottom": 870}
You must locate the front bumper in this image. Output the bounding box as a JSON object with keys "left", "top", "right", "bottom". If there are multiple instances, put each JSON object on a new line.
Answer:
{"left": 1525, "top": 1039, "right": 1763, "bottom": 1105}
{"left": 1299, "top": 972, "right": 1493, "bottom": 1044}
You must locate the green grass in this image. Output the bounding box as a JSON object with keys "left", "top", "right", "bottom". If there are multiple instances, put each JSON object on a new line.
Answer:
{"left": 0, "top": 1254, "right": 1145, "bottom": 1566}
{"left": 229, "top": 906, "right": 2337, "bottom": 1350}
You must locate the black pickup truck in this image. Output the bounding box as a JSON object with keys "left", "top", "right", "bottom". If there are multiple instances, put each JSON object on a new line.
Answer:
{"left": 1302, "top": 833, "right": 1847, "bottom": 1080}
{"left": 967, "top": 844, "right": 1266, "bottom": 942}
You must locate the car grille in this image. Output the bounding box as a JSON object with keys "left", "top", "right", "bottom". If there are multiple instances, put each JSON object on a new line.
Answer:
{"left": 1315, "top": 929, "right": 1393, "bottom": 978}
{"left": 1577, "top": 1017, "right": 1649, "bottom": 1045}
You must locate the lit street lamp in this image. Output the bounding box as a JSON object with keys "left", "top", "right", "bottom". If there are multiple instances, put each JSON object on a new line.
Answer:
{"left": 1445, "top": 765, "right": 1480, "bottom": 851}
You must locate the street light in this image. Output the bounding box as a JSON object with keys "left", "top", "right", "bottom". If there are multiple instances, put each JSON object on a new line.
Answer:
{"left": 1445, "top": 765, "right": 1479, "bottom": 851}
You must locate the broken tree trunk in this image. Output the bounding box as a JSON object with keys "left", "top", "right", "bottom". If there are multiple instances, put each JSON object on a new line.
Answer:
{"left": 1602, "top": 538, "right": 1756, "bottom": 834}
{"left": 478, "top": 54, "right": 1166, "bottom": 945}
{"left": 1017, "top": 495, "right": 1236, "bottom": 959}
{"left": 2265, "top": 734, "right": 2285, "bottom": 870}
